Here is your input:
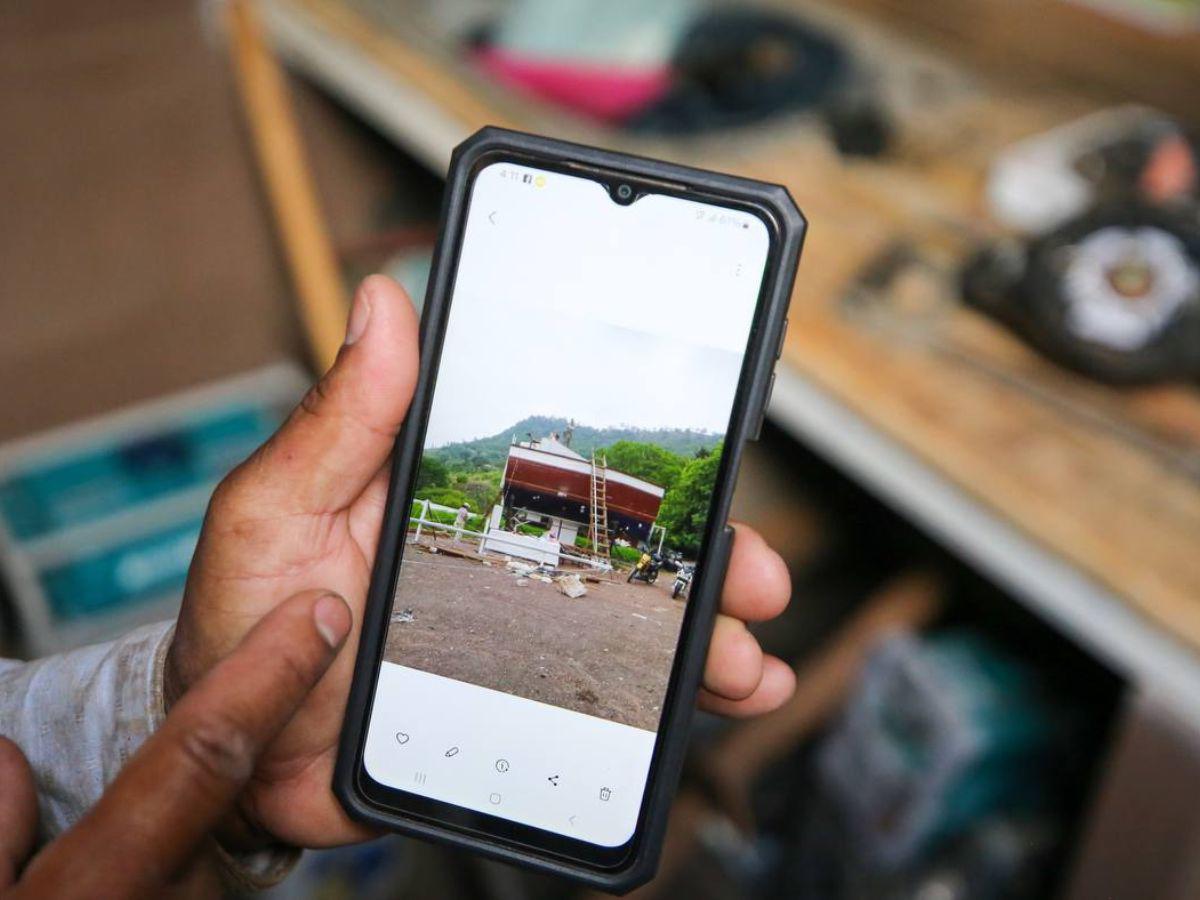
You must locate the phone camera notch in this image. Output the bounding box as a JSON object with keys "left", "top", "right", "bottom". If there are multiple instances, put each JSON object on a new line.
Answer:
{"left": 611, "top": 182, "right": 636, "bottom": 205}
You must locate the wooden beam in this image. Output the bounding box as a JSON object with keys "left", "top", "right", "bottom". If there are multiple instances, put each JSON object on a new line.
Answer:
{"left": 227, "top": 0, "right": 348, "bottom": 371}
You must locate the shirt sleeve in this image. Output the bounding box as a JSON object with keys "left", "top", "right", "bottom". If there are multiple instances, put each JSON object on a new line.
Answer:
{"left": 0, "top": 621, "right": 174, "bottom": 840}
{"left": 0, "top": 622, "right": 301, "bottom": 890}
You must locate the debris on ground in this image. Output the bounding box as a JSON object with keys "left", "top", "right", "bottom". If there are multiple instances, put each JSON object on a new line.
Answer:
{"left": 392, "top": 607, "right": 415, "bottom": 624}
{"left": 431, "top": 544, "right": 482, "bottom": 561}
{"left": 632, "top": 613, "right": 648, "bottom": 620}
{"left": 532, "top": 573, "right": 554, "bottom": 584}
{"left": 382, "top": 550, "right": 685, "bottom": 731}
{"left": 556, "top": 574, "right": 588, "bottom": 598}
{"left": 506, "top": 561, "right": 537, "bottom": 577}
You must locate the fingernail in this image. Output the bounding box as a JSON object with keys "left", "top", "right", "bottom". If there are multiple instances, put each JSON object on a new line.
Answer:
{"left": 314, "top": 593, "right": 351, "bottom": 648}
{"left": 344, "top": 285, "right": 373, "bottom": 346}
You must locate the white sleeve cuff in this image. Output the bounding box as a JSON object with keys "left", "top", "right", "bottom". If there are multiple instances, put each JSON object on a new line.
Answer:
{"left": 0, "top": 620, "right": 174, "bottom": 841}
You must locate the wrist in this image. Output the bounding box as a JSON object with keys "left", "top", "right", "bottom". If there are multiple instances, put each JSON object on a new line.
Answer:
{"left": 161, "top": 627, "right": 202, "bottom": 715}
{"left": 210, "top": 831, "right": 304, "bottom": 892}
{"left": 215, "top": 808, "right": 289, "bottom": 856}
{"left": 162, "top": 642, "right": 185, "bottom": 715}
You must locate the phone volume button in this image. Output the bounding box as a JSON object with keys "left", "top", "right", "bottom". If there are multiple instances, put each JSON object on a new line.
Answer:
{"left": 775, "top": 318, "right": 789, "bottom": 360}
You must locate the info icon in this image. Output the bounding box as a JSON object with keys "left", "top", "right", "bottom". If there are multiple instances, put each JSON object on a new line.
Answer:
{"left": 495, "top": 759, "right": 510, "bottom": 773}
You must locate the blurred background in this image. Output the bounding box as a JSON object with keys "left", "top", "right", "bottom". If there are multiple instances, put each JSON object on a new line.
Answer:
{"left": 3, "top": 0, "right": 1200, "bottom": 897}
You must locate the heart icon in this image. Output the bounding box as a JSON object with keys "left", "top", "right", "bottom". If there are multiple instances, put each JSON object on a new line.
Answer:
{"left": 396, "top": 732, "right": 410, "bottom": 745}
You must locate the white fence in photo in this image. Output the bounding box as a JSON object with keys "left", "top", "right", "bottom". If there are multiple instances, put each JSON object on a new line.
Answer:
{"left": 408, "top": 499, "right": 613, "bottom": 572}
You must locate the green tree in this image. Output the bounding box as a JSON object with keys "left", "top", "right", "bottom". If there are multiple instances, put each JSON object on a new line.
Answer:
{"left": 417, "top": 487, "right": 471, "bottom": 510}
{"left": 656, "top": 442, "right": 723, "bottom": 556}
{"left": 600, "top": 441, "right": 686, "bottom": 491}
{"left": 461, "top": 473, "right": 501, "bottom": 513}
{"left": 415, "top": 454, "right": 449, "bottom": 492}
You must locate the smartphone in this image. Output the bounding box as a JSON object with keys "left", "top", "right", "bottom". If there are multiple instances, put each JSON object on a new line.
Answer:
{"left": 336, "top": 127, "right": 804, "bottom": 892}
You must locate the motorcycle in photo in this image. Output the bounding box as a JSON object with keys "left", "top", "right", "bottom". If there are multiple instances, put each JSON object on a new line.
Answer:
{"left": 627, "top": 550, "right": 663, "bottom": 584}
{"left": 672, "top": 564, "right": 693, "bottom": 600}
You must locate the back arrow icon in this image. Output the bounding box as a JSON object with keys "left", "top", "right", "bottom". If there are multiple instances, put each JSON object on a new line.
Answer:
{"left": 488, "top": 211, "right": 498, "bottom": 225}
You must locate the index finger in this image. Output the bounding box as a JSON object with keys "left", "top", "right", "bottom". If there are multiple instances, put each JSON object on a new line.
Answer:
{"left": 15, "top": 590, "right": 351, "bottom": 899}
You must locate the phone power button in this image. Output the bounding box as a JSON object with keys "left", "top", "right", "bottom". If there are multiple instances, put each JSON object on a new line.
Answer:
{"left": 750, "top": 372, "right": 776, "bottom": 441}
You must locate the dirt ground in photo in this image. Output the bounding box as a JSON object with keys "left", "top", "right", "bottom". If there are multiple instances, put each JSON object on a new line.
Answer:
{"left": 383, "top": 544, "right": 687, "bottom": 731}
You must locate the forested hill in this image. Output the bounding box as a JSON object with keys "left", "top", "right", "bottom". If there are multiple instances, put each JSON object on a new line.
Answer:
{"left": 429, "top": 416, "right": 722, "bottom": 469}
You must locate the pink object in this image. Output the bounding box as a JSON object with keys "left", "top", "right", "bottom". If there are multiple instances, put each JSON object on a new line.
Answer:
{"left": 472, "top": 46, "right": 671, "bottom": 123}
{"left": 1140, "top": 133, "right": 1198, "bottom": 205}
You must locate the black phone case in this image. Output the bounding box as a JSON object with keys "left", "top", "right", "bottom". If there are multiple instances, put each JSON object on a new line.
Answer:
{"left": 335, "top": 126, "right": 806, "bottom": 893}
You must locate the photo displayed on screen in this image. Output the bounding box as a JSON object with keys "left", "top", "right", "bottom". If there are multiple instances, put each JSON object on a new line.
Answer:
{"left": 364, "top": 161, "right": 771, "bottom": 847}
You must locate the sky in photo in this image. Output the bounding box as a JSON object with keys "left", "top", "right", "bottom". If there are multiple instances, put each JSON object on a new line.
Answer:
{"left": 421, "top": 161, "right": 770, "bottom": 449}
{"left": 424, "top": 308, "right": 744, "bottom": 447}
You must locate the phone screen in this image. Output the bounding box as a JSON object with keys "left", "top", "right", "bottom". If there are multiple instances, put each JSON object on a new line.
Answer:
{"left": 363, "top": 160, "right": 772, "bottom": 854}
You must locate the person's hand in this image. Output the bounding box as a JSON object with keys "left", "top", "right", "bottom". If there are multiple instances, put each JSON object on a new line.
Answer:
{"left": 166, "top": 275, "right": 795, "bottom": 851}
{"left": 0, "top": 591, "right": 352, "bottom": 899}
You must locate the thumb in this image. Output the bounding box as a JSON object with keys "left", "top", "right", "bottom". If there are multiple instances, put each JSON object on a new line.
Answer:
{"left": 13, "top": 590, "right": 352, "bottom": 899}
{"left": 238, "top": 274, "right": 419, "bottom": 514}
{"left": 0, "top": 737, "right": 38, "bottom": 890}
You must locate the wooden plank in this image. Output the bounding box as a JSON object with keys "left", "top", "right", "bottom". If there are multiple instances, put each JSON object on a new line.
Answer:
{"left": 831, "top": 0, "right": 1200, "bottom": 122}
{"left": 784, "top": 313, "right": 1200, "bottom": 647}
{"left": 227, "top": 0, "right": 349, "bottom": 370}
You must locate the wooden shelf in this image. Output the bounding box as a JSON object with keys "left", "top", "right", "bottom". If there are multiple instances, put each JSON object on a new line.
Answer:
{"left": 253, "top": 0, "right": 1200, "bottom": 719}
